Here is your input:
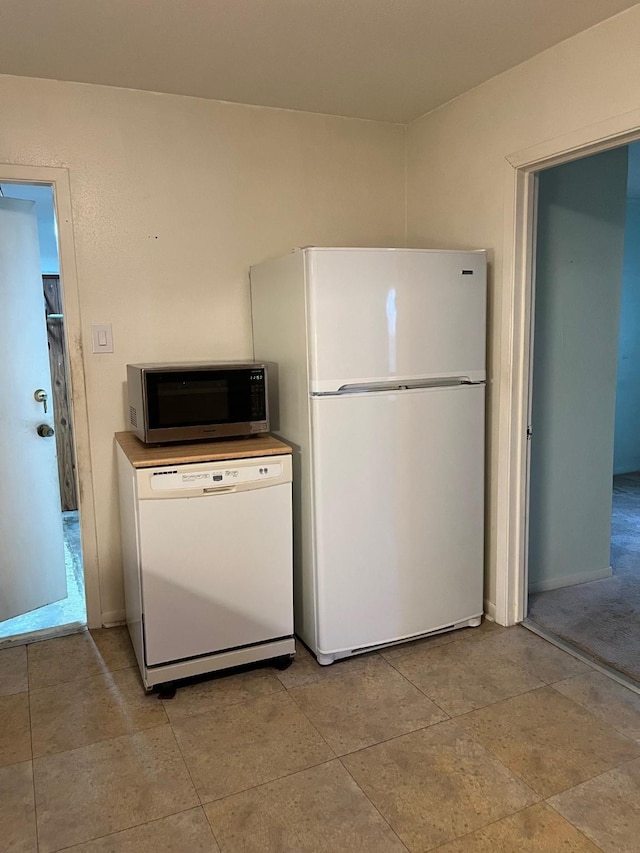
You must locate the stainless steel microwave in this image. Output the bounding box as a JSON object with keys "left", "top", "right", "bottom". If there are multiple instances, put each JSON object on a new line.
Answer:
{"left": 126, "top": 362, "right": 269, "bottom": 444}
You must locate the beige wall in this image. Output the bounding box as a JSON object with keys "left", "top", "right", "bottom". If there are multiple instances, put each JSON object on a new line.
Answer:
{"left": 4, "top": 4, "right": 638, "bottom": 625}
{"left": 406, "top": 5, "right": 640, "bottom": 608}
{"left": 0, "top": 74, "right": 406, "bottom": 622}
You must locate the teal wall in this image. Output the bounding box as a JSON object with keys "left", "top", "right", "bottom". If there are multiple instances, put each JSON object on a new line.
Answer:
{"left": 528, "top": 147, "right": 628, "bottom": 591}
{"left": 613, "top": 142, "right": 640, "bottom": 474}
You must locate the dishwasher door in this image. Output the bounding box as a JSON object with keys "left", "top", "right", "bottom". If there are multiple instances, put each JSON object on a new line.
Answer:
{"left": 137, "top": 455, "right": 293, "bottom": 666}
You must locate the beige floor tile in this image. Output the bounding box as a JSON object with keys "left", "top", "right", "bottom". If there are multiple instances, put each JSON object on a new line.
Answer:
{"left": 28, "top": 627, "right": 136, "bottom": 690}
{"left": 392, "top": 636, "right": 544, "bottom": 716}
{"left": 89, "top": 627, "right": 137, "bottom": 667}
{"left": 432, "top": 802, "right": 601, "bottom": 852}
{"left": 0, "top": 692, "right": 31, "bottom": 767}
{"left": 458, "top": 687, "right": 640, "bottom": 797}
{"left": 30, "top": 666, "right": 168, "bottom": 757}
{"left": 0, "top": 761, "right": 37, "bottom": 853}
{"left": 163, "top": 666, "right": 284, "bottom": 722}
{"left": 456, "top": 618, "right": 508, "bottom": 640}
{"left": 34, "top": 724, "right": 198, "bottom": 852}
{"left": 549, "top": 757, "right": 640, "bottom": 853}
{"left": 204, "top": 760, "right": 406, "bottom": 852}
{"left": 289, "top": 654, "right": 447, "bottom": 755}
{"left": 63, "top": 808, "right": 220, "bottom": 852}
{"left": 553, "top": 671, "right": 640, "bottom": 742}
{"left": 172, "top": 691, "right": 333, "bottom": 802}
{"left": 0, "top": 644, "right": 28, "bottom": 696}
{"left": 342, "top": 719, "right": 537, "bottom": 851}
{"left": 275, "top": 642, "right": 380, "bottom": 689}
{"left": 380, "top": 618, "right": 505, "bottom": 662}
{"left": 378, "top": 629, "right": 461, "bottom": 661}
{"left": 477, "top": 627, "right": 591, "bottom": 683}
{"left": 272, "top": 642, "right": 326, "bottom": 688}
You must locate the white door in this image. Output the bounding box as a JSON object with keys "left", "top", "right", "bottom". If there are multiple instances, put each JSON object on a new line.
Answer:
{"left": 306, "top": 248, "right": 487, "bottom": 392}
{"left": 311, "top": 384, "right": 485, "bottom": 656}
{"left": 0, "top": 198, "right": 67, "bottom": 621}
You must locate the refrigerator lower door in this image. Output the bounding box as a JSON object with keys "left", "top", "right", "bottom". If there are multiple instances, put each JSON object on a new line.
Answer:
{"left": 310, "top": 384, "right": 484, "bottom": 659}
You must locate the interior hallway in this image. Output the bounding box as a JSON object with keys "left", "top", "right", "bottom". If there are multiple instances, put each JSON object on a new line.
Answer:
{"left": 529, "top": 472, "right": 640, "bottom": 683}
{"left": 2, "top": 621, "right": 639, "bottom": 851}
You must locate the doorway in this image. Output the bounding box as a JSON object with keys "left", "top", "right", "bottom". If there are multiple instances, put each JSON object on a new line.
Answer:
{"left": 523, "top": 143, "right": 640, "bottom": 684}
{"left": 0, "top": 181, "right": 86, "bottom": 643}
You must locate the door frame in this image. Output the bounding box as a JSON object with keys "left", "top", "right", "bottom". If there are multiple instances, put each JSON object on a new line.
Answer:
{"left": 494, "top": 108, "right": 640, "bottom": 626}
{"left": 1, "top": 164, "right": 101, "bottom": 628}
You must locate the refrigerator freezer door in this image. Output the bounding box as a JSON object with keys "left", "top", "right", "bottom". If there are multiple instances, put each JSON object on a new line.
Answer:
{"left": 306, "top": 248, "right": 486, "bottom": 392}
{"left": 310, "top": 384, "right": 484, "bottom": 657}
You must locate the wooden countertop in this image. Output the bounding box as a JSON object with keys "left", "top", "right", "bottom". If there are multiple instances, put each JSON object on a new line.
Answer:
{"left": 115, "top": 431, "right": 292, "bottom": 468}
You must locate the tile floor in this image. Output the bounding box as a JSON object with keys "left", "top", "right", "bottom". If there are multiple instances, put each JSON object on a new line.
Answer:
{"left": 2, "top": 621, "right": 640, "bottom": 852}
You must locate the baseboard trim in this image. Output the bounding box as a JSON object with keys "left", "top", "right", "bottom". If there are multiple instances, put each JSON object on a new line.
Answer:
{"left": 101, "top": 610, "right": 126, "bottom": 627}
{"left": 528, "top": 566, "right": 612, "bottom": 594}
{"left": 483, "top": 599, "right": 496, "bottom": 622}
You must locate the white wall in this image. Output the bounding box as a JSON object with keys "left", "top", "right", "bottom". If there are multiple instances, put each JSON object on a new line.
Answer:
{"left": 528, "top": 149, "right": 627, "bottom": 592}
{"left": 0, "top": 183, "right": 59, "bottom": 273}
{"left": 406, "top": 5, "right": 640, "bottom": 608}
{"left": 0, "top": 74, "right": 406, "bottom": 623}
{"left": 613, "top": 142, "right": 640, "bottom": 474}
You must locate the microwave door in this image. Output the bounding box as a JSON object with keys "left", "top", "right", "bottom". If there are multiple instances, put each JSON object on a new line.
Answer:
{"left": 127, "top": 364, "right": 269, "bottom": 444}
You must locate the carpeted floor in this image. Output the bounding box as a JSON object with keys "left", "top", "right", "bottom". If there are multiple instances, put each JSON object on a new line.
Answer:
{"left": 528, "top": 472, "right": 640, "bottom": 683}
{"left": 0, "top": 510, "right": 86, "bottom": 640}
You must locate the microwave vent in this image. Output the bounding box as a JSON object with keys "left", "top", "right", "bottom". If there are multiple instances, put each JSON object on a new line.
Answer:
{"left": 129, "top": 406, "right": 138, "bottom": 428}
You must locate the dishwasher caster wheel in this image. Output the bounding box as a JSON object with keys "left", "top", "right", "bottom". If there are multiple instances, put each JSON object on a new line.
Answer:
{"left": 273, "top": 654, "right": 294, "bottom": 671}
{"left": 158, "top": 682, "right": 177, "bottom": 700}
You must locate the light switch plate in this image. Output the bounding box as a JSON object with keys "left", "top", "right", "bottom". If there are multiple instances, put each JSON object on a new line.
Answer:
{"left": 91, "top": 323, "right": 114, "bottom": 353}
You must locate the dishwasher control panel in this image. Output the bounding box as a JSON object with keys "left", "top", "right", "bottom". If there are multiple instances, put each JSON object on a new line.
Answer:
{"left": 150, "top": 463, "right": 282, "bottom": 491}
{"left": 136, "top": 454, "right": 292, "bottom": 499}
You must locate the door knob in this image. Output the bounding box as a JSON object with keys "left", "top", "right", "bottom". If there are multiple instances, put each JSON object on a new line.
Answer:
{"left": 34, "top": 389, "right": 48, "bottom": 414}
{"left": 37, "top": 424, "right": 54, "bottom": 438}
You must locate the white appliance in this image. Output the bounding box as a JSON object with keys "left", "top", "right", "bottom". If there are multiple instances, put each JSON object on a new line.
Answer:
{"left": 117, "top": 448, "right": 295, "bottom": 689}
{"left": 251, "top": 247, "right": 486, "bottom": 664}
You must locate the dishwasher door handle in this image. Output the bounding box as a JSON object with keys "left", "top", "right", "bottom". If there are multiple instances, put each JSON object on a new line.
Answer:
{"left": 203, "top": 485, "right": 237, "bottom": 495}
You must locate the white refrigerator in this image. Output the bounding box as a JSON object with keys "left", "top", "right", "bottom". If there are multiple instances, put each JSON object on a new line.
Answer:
{"left": 251, "top": 247, "right": 486, "bottom": 664}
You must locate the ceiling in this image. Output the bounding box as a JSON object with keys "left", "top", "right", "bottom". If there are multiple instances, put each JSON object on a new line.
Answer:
{"left": 0, "top": 1, "right": 637, "bottom": 123}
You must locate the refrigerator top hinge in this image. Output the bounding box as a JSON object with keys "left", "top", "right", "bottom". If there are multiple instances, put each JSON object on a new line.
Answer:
{"left": 526, "top": 425, "right": 533, "bottom": 440}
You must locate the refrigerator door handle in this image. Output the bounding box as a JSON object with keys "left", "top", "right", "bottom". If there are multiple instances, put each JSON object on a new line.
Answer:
{"left": 332, "top": 377, "right": 475, "bottom": 394}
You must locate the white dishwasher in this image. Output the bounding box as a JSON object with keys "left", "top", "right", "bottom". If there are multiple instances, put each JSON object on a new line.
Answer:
{"left": 117, "top": 440, "right": 295, "bottom": 691}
